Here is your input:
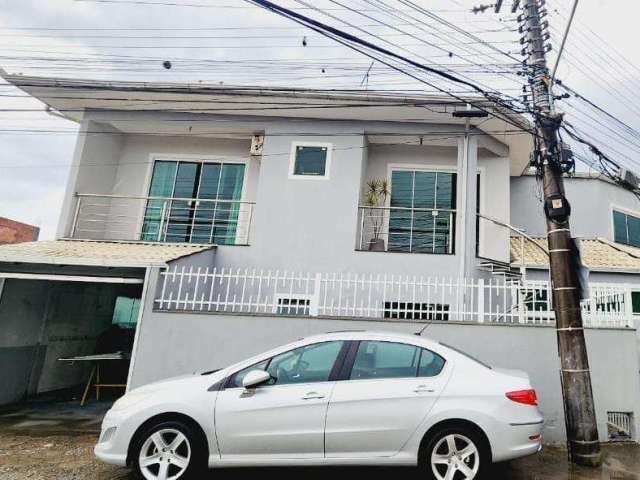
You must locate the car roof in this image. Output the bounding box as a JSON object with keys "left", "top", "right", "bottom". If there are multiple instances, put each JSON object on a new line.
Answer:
{"left": 302, "top": 330, "right": 441, "bottom": 349}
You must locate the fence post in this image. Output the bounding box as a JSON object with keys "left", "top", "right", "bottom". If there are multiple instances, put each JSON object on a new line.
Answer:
{"left": 624, "top": 284, "right": 634, "bottom": 328}
{"left": 311, "top": 272, "right": 322, "bottom": 316}
{"left": 477, "top": 279, "right": 485, "bottom": 323}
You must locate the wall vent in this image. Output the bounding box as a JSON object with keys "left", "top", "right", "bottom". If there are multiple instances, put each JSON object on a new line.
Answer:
{"left": 607, "top": 411, "right": 633, "bottom": 441}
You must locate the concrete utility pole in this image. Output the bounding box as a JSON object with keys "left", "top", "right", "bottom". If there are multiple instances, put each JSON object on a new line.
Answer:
{"left": 519, "top": 0, "right": 601, "bottom": 466}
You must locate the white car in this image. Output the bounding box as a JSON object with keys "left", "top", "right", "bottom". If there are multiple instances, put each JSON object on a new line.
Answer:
{"left": 95, "top": 331, "right": 543, "bottom": 480}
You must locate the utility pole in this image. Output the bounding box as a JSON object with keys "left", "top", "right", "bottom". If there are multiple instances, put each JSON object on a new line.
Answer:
{"left": 518, "top": 0, "right": 601, "bottom": 466}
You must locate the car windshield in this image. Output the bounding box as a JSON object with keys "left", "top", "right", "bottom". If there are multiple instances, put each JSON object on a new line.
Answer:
{"left": 439, "top": 342, "right": 492, "bottom": 369}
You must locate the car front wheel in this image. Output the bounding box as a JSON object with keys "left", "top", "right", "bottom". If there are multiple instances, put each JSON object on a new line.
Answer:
{"left": 132, "top": 420, "right": 205, "bottom": 480}
{"left": 421, "top": 427, "right": 489, "bottom": 480}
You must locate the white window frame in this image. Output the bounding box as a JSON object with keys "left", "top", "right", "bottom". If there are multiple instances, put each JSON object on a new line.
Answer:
{"left": 384, "top": 164, "right": 459, "bottom": 255}
{"left": 610, "top": 203, "right": 640, "bottom": 246}
{"left": 288, "top": 141, "right": 333, "bottom": 180}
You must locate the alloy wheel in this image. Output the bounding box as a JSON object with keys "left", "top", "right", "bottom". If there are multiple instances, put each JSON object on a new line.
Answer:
{"left": 138, "top": 428, "right": 191, "bottom": 480}
{"left": 431, "top": 433, "right": 480, "bottom": 480}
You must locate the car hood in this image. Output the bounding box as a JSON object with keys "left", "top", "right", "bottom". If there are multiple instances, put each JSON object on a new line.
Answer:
{"left": 130, "top": 369, "right": 227, "bottom": 394}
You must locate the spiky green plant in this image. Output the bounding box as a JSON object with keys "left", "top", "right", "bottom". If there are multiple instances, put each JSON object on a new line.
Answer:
{"left": 362, "top": 178, "right": 390, "bottom": 240}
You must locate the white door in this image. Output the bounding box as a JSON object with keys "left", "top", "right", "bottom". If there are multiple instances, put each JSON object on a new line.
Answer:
{"left": 325, "top": 341, "right": 450, "bottom": 458}
{"left": 215, "top": 341, "right": 345, "bottom": 460}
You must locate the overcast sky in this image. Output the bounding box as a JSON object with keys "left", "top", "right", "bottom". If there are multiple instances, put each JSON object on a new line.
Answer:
{"left": 1, "top": 0, "right": 638, "bottom": 239}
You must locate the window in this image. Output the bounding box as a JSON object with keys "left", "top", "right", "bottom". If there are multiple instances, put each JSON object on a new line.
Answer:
{"left": 388, "top": 170, "right": 456, "bottom": 254}
{"left": 228, "top": 341, "right": 344, "bottom": 388}
{"left": 350, "top": 341, "right": 445, "bottom": 380}
{"left": 289, "top": 143, "right": 332, "bottom": 179}
{"left": 613, "top": 209, "right": 640, "bottom": 247}
{"left": 141, "top": 160, "right": 245, "bottom": 244}
{"left": 418, "top": 349, "right": 446, "bottom": 377}
{"left": 632, "top": 292, "right": 640, "bottom": 315}
{"left": 111, "top": 296, "right": 141, "bottom": 328}
{"left": 383, "top": 301, "right": 450, "bottom": 321}
{"left": 267, "top": 341, "right": 342, "bottom": 385}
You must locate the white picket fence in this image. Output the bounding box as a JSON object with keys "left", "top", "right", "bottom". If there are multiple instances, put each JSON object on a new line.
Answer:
{"left": 154, "top": 266, "right": 635, "bottom": 328}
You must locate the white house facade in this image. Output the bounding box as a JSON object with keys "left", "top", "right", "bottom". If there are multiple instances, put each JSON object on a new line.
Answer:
{"left": 0, "top": 73, "right": 638, "bottom": 445}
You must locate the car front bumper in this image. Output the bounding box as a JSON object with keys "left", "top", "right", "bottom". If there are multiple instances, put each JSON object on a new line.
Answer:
{"left": 94, "top": 409, "right": 129, "bottom": 466}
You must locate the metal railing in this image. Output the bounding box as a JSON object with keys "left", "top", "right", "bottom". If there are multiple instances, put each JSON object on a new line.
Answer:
{"left": 154, "top": 266, "right": 635, "bottom": 329}
{"left": 357, "top": 206, "right": 455, "bottom": 254}
{"left": 69, "top": 193, "right": 255, "bottom": 245}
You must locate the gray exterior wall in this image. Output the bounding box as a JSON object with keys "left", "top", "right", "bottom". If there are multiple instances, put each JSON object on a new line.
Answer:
{"left": 62, "top": 111, "right": 512, "bottom": 280}
{"left": 511, "top": 174, "right": 640, "bottom": 240}
{"left": 129, "top": 308, "right": 640, "bottom": 445}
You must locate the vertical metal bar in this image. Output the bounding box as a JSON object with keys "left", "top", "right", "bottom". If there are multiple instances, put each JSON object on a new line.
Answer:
{"left": 70, "top": 195, "right": 82, "bottom": 238}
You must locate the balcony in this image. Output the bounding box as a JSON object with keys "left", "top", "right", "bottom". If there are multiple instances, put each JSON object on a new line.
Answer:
{"left": 69, "top": 193, "right": 255, "bottom": 245}
{"left": 357, "top": 206, "right": 455, "bottom": 254}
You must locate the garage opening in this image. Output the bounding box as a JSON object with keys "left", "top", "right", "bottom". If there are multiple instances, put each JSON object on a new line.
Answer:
{"left": 0, "top": 278, "right": 143, "bottom": 406}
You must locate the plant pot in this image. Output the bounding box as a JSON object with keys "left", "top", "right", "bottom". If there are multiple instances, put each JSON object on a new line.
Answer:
{"left": 369, "top": 238, "right": 385, "bottom": 252}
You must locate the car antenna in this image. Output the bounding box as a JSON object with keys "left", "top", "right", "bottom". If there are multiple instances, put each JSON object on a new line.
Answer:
{"left": 414, "top": 319, "right": 434, "bottom": 336}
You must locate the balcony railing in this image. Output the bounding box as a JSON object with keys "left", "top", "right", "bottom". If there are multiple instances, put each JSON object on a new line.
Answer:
{"left": 69, "top": 193, "right": 255, "bottom": 245}
{"left": 154, "top": 267, "right": 635, "bottom": 329}
{"left": 357, "top": 206, "right": 455, "bottom": 254}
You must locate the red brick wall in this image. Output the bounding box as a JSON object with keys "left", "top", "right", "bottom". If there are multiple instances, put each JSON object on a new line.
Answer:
{"left": 0, "top": 217, "right": 40, "bottom": 245}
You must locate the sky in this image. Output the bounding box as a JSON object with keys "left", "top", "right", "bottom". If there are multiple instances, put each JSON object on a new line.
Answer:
{"left": 0, "top": 0, "right": 639, "bottom": 239}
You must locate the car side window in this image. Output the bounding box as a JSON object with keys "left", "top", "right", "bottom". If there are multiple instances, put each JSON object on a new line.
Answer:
{"left": 228, "top": 359, "right": 270, "bottom": 388}
{"left": 350, "top": 341, "right": 445, "bottom": 380}
{"left": 350, "top": 341, "right": 420, "bottom": 380}
{"left": 267, "top": 341, "right": 343, "bottom": 386}
{"left": 418, "top": 349, "right": 446, "bottom": 377}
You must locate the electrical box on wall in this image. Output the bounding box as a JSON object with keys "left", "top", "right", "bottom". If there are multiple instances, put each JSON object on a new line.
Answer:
{"left": 250, "top": 135, "right": 264, "bottom": 156}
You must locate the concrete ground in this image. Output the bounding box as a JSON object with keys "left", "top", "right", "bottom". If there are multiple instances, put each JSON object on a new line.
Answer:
{"left": 0, "top": 401, "right": 639, "bottom": 480}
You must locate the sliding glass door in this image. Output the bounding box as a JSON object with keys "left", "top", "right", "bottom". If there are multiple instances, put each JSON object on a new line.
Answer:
{"left": 141, "top": 160, "right": 245, "bottom": 244}
{"left": 388, "top": 170, "right": 456, "bottom": 254}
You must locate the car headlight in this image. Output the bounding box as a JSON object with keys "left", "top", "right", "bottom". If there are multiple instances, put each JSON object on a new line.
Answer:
{"left": 111, "top": 391, "right": 154, "bottom": 411}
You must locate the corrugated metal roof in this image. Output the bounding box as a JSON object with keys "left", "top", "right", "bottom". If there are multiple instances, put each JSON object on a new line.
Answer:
{"left": 0, "top": 240, "right": 214, "bottom": 268}
{"left": 510, "top": 237, "right": 640, "bottom": 272}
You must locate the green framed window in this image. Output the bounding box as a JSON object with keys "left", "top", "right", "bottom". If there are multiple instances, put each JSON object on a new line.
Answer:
{"left": 289, "top": 143, "right": 332, "bottom": 178}
{"left": 141, "top": 160, "right": 245, "bottom": 244}
{"left": 613, "top": 210, "right": 640, "bottom": 248}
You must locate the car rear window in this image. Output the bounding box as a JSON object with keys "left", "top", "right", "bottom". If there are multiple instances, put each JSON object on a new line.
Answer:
{"left": 439, "top": 342, "right": 492, "bottom": 369}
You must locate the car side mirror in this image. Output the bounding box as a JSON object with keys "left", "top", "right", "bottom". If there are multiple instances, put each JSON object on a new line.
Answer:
{"left": 242, "top": 370, "right": 271, "bottom": 389}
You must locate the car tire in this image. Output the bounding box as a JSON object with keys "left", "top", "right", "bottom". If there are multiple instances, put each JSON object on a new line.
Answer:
{"left": 131, "top": 419, "right": 207, "bottom": 480}
{"left": 420, "top": 426, "right": 490, "bottom": 480}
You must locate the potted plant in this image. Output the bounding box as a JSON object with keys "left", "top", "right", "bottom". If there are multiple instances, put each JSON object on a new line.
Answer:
{"left": 362, "top": 179, "right": 390, "bottom": 251}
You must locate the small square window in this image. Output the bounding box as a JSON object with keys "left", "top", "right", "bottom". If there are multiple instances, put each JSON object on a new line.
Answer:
{"left": 289, "top": 143, "right": 332, "bottom": 179}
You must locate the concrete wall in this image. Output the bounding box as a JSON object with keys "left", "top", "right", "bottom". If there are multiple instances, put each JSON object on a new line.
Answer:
{"left": 511, "top": 174, "right": 640, "bottom": 240}
{"left": 129, "top": 309, "right": 640, "bottom": 444}
{"left": 62, "top": 112, "right": 512, "bottom": 280}
{"left": 58, "top": 120, "right": 124, "bottom": 238}
{"left": 0, "top": 279, "right": 49, "bottom": 405}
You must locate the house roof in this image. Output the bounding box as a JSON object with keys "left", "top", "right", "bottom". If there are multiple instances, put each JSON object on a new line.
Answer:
{"left": 0, "top": 239, "right": 214, "bottom": 268}
{"left": 0, "top": 71, "right": 534, "bottom": 175}
{"left": 510, "top": 236, "right": 640, "bottom": 272}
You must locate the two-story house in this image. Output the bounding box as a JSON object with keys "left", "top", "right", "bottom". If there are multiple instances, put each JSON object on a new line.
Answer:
{"left": 0, "top": 72, "right": 638, "bottom": 444}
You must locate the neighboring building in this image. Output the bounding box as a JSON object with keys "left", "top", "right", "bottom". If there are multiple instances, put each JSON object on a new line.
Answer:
{"left": 0, "top": 72, "right": 638, "bottom": 444}
{"left": 0, "top": 217, "right": 39, "bottom": 245}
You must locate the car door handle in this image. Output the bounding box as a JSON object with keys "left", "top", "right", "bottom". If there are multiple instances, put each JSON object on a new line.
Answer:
{"left": 301, "top": 392, "right": 325, "bottom": 400}
{"left": 413, "top": 385, "right": 435, "bottom": 393}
